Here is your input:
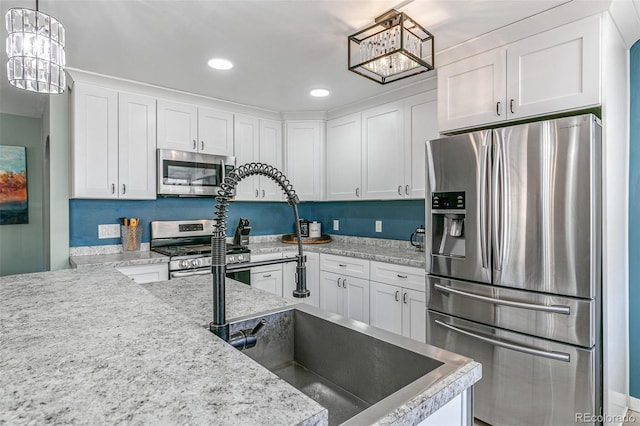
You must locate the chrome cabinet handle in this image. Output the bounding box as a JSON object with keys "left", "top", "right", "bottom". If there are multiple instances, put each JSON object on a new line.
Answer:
{"left": 509, "top": 99, "right": 515, "bottom": 114}
{"left": 337, "top": 278, "right": 342, "bottom": 287}
{"left": 342, "top": 279, "right": 346, "bottom": 288}
{"left": 398, "top": 185, "right": 402, "bottom": 195}
{"left": 496, "top": 101, "right": 501, "bottom": 116}
{"left": 111, "top": 183, "right": 115, "bottom": 194}
{"left": 433, "top": 283, "right": 570, "bottom": 314}
{"left": 394, "top": 290, "right": 400, "bottom": 301}
{"left": 255, "top": 189, "right": 259, "bottom": 198}
{"left": 397, "top": 274, "right": 408, "bottom": 279}
{"left": 355, "top": 187, "right": 360, "bottom": 197}
{"left": 200, "top": 141, "right": 204, "bottom": 150}
{"left": 405, "top": 185, "right": 409, "bottom": 195}
{"left": 122, "top": 184, "right": 126, "bottom": 195}
{"left": 434, "top": 319, "right": 570, "bottom": 362}
{"left": 403, "top": 292, "right": 408, "bottom": 304}
{"left": 193, "top": 139, "right": 197, "bottom": 149}
{"left": 261, "top": 189, "right": 265, "bottom": 198}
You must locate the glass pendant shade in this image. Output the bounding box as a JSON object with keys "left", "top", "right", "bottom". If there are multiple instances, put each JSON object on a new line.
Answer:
{"left": 5, "top": 7, "right": 66, "bottom": 94}
{"left": 348, "top": 10, "right": 434, "bottom": 84}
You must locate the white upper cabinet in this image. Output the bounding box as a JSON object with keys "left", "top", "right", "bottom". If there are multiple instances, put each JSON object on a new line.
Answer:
{"left": 233, "top": 115, "right": 283, "bottom": 201}
{"left": 284, "top": 121, "right": 325, "bottom": 201}
{"left": 197, "top": 107, "right": 234, "bottom": 156}
{"left": 404, "top": 92, "right": 439, "bottom": 199}
{"left": 157, "top": 100, "right": 234, "bottom": 156}
{"left": 326, "top": 113, "right": 362, "bottom": 200}
{"left": 71, "top": 83, "right": 156, "bottom": 200}
{"left": 361, "top": 102, "right": 405, "bottom": 200}
{"left": 117, "top": 92, "right": 157, "bottom": 199}
{"left": 438, "top": 14, "right": 601, "bottom": 132}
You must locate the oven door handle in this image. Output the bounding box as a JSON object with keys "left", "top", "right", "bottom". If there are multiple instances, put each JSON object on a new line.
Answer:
{"left": 170, "top": 269, "right": 211, "bottom": 279}
{"left": 434, "top": 319, "right": 571, "bottom": 362}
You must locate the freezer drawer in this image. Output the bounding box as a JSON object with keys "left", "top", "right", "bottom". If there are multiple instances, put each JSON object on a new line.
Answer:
{"left": 427, "top": 311, "right": 600, "bottom": 426}
{"left": 427, "top": 276, "right": 595, "bottom": 347}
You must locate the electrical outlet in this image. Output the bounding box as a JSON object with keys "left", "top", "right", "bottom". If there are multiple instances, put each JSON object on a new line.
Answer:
{"left": 333, "top": 220, "right": 339, "bottom": 231}
{"left": 98, "top": 224, "right": 120, "bottom": 239}
{"left": 375, "top": 220, "right": 382, "bottom": 233}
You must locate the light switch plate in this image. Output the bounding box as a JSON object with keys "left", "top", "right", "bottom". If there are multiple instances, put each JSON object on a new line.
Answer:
{"left": 375, "top": 220, "right": 382, "bottom": 233}
{"left": 333, "top": 220, "right": 339, "bottom": 231}
{"left": 98, "top": 224, "right": 120, "bottom": 239}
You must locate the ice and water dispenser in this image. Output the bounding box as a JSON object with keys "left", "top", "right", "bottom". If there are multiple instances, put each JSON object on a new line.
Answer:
{"left": 430, "top": 192, "right": 466, "bottom": 258}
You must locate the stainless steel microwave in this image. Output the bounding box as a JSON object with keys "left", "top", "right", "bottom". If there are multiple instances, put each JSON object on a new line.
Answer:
{"left": 157, "top": 149, "right": 236, "bottom": 197}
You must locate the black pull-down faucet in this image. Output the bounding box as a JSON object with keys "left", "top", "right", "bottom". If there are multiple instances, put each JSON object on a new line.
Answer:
{"left": 209, "top": 163, "right": 309, "bottom": 343}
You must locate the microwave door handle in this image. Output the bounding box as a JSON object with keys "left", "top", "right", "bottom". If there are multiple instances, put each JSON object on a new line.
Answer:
{"left": 434, "top": 319, "right": 570, "bottom": 362}
{"left": 433, "top": 283, "right": 571, "bottom": 314}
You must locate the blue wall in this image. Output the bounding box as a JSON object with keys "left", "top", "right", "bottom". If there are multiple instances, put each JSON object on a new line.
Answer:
{"left": 69, "top": 198, "right": 425, "bottom": 246}
{"left": 629, "top": 40, "right": 640, "bottom": 400}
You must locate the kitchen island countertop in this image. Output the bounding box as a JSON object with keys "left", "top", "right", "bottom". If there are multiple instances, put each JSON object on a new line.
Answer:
{"left": 1, "top": 263, "right": 480, "bottom": 425}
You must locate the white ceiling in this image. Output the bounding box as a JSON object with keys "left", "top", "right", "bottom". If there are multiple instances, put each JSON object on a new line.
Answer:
{"left": 0, "top": 0, "right": 573, "bottom": 118}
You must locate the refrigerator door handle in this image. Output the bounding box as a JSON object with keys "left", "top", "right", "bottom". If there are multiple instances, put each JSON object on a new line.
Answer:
{"left": 492, "top": 132, "right": 504, "bottom": 271}
{"left": 434, "top": 319, "right": 571, "bottom": 362}
{"left": 480, "top": 140, "right": 490, "bottom": 269}
{"left": 433, "top": 283, "right": 571, "bottom": 315}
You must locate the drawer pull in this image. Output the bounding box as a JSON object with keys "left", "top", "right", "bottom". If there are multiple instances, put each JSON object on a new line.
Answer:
{"left": 263, "top": 274, "right": 271, "bottom": 278}
{"left": 434, "top": 283, "right": 570, "bottom": 315}
{"left": 338, "top": 264, "right": 347, "bottom": 267}
{"left": 434, "top": 319, "right": 570, "bottom": 362}
{"left": 397, "top": 274, "right": 408, "bottom": 279}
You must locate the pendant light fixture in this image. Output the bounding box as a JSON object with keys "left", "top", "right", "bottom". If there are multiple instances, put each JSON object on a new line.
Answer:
{"left": 348, "top": 9, "right": 434, "bottom": 84}
{"left": 5, "top": 0, "right": 66, "bottom": 94}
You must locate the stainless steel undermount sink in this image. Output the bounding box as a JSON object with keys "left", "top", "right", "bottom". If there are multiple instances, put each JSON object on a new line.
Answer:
{"left": 229, "top": 304, "right": 471, "bottom": 426}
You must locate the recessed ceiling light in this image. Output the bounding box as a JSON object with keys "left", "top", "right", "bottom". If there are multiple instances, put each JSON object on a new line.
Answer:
{"left": 310, "top": 88, "right": 330, "bottom": 97}
{"left": 207, "top": 58, "right": 233, "bottom": 70}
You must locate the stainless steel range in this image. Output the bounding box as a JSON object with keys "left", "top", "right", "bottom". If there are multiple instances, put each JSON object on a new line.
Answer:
{"left": 150, "top": 220, "right": 250, "bottom": 279}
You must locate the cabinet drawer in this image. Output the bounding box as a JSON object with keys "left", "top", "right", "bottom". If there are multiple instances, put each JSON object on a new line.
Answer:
{"left": 320, "top": 254, "right": 370, "bottom": 279}
{"left": 117, "top": 263, "right": 169, "bottom": 284}
{"left": 370, "top": 261, "right": 424, "bottom": 292}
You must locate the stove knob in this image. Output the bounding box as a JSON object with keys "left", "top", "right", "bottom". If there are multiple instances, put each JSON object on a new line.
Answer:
{"left": 228, "top": 255, "right": 236, "bottom": 263}
{"left": 237, "top": 254, "right": 245, "bottom": 262}
{"left": 191, "top": 259, "right": 200, "bottom": 268}
{"left": 180, "top": 260, "right": 190, "bottom": 268}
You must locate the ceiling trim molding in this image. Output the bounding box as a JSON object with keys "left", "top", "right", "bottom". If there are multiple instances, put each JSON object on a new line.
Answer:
{"left": 607, "top": 0, "right": 640, "bottom": 48}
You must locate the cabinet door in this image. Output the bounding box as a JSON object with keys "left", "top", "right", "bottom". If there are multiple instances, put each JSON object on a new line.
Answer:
{"left": 344, "top": 276, "right": 370, "bottom": 323}
{"left": 319, "top": 271, "right": 344, "bottom": 316}
{"left": 157, "top": 100, "right": 198, "bottom": 152}
{"left": 284, "top": 121, "right": 324, "bottom": 201}
{"left": 198, "top": 107, "right": 234, "bottom": 156}
{"left": 71, "top": 83, "right": 118, "bottom": 198}
{"left": 258, "top": 119, "right": 283, "bottom": 201}
{"left": 233, "top": 115, "right": 259, "bottom": 200}
{"left": 401, "top": 288, "right": 426, "bottom": 343}
{"left": 437, "top": 48, "right": 507, "bottom": 132}
{"left": 118, "top": 92, "right": 157, "bottom": 200}
{"left": 361, "top": 102, "right": 405, "bottom": 199}
{"left": 404, "top": 92, "right": 439, "bottom": 199}
{"left": 370, "top": 281, "right": 403, "bottom": 334}
{"left": 251, "top": 265, "right": 283, "bottom": 297}
{"left": 506, "top": 15, "right": 600, "bottom": 120}
{"left": 326, "top": 113, "right": 362, "bottom": 200}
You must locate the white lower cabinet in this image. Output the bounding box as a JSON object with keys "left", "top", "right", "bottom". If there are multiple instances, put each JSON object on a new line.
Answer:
{"left": 283, "top": 251, "right": 320, "bottom": 308}
{"left": 369, "top": 261, "right": 426, "bottom": 342}
{"left": 117, "top": 264, "right": 169, "bottom": 284}
{"left": 319, "top": 270, "right": 370, "bottom": 324}
{"left": 251, "top": 264, "right": 283, "bottom": 297}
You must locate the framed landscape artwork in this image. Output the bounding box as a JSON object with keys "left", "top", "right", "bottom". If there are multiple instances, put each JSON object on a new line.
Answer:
{"left": 0, "top": 145, "right": 28, "bottom": 225}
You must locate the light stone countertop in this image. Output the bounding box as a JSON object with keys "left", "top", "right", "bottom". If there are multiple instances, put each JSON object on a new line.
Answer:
{"left": 2, "top": 258, "right": 480, "bottom": 425}
{"left": 0, "top": 267, "right": 326, "bottom": 425}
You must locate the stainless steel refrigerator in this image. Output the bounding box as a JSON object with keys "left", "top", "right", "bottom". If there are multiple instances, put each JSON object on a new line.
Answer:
{"left": 425, "top": 114, "right": 602, "bottom": 426}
